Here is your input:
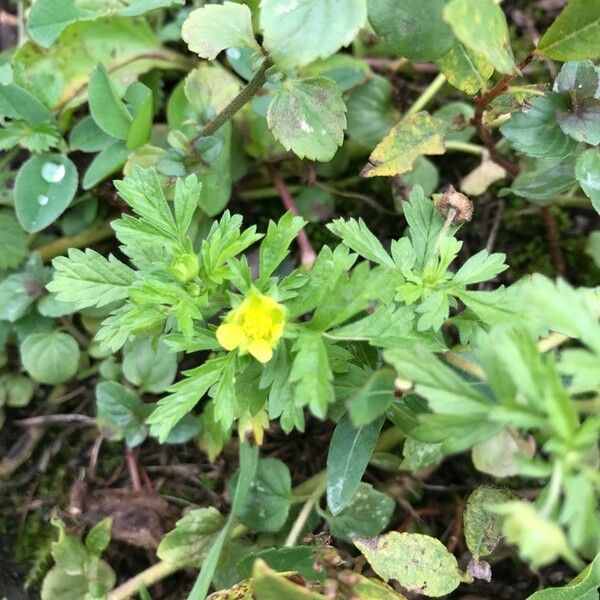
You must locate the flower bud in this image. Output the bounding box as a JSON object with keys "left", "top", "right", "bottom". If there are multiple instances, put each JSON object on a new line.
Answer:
{"left": 169, "top": 253, "right": 199, "bottom": 282}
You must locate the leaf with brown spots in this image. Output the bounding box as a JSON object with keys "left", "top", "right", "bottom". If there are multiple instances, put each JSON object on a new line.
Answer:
{"left": 354, "top": 532, "right": 471, "bottom": 597}
{"left": 361, "top": 112, "right": 446, "bottom": 178}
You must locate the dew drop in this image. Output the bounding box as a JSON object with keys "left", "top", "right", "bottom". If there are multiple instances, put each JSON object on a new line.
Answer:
{"left": 38, "top": 194, "right": 49, "bottom": 206}
{"left": 228, "top": 48, "right": 241, "bottom": 60}
{"left": 41, "top": 162, "right": 66, "bottom": 184}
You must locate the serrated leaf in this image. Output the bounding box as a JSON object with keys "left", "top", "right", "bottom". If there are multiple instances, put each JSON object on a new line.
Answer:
{"left": 88, "top": 64, "right": 132, "bottom": 140}
{"left": 537, "top": 0, "right": 600, "bottom": 61}
{"left": 182, "top": 1, "right": 260, "bottom": 60}
{"left": 576, "top": 149, "right": 600, "bottom": 214}
{"left": 0, "top": 215, "right": 28, "bottom": 271}
{"left": 157, "top": 507, "right": 225, "bottom": 566}
{"left": 500, "top": 94, "right": 578, "bottom": 159}
{"left": 464, "top": 485, "right": 515, "bottom": 559}
{"left": 367, "top": 0, "right": 455, "bottom": 62}
{"left": 15, "top": 154, "right": 78, "bottom": 233}
{"left": 327, "top": 218, "right": 395, "bottom": 267}
{"left": 147, "top": 356, "right": 227, "bottom": 442}
{"left": 444, "top": 0, "right": 516, "bottom": 74}
{"left": 261, "top": 0, "right": 366, "bottom": 69}
{"left": 48, "top": 249, "right": 136, "bottom": 309}
{"left": 21, "top": 331, "right": 80, "bottom": 385}
{"left": 452, "top": 250, "right": 507, "bottom": 286}
{"left": 326, "top": 413, "right": 385, "bottom": 515}
{"left": 289, "top": 331, "right": 334, "bottom": 418}
{"left": 267, "top": 77, "right": 346, "bottom": 162}
{"left": 437, "top": 43, "right": 494, "bottom": 95}
{"left": 361, "top": 112, "right": 446, "bottom": 177}
{"left": 258, "top": 212, "right": 305, "bottom": 283}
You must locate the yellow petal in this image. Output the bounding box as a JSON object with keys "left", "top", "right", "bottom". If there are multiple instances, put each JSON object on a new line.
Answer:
{"left": 247, "top": 339, "right": 273, "bottom": 364}
{"left": 216, "top": 323, "right": 245, "bottom": 351}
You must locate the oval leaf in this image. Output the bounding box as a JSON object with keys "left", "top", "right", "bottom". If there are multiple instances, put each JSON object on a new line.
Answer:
{"left": 15, "top": 154, "right": 78, "bottom": 233}
{"left": 21, "top": 331, "right": 80, "bottom": 385}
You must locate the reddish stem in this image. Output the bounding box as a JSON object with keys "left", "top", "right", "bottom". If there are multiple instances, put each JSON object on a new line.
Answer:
{"left": 125, "top": 447, "right": 142, "bottom": 492}
{"left": 267, "top": 165, "right": 317, "bottom": 267}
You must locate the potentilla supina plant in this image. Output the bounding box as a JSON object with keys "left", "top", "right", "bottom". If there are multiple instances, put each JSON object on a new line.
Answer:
{"left": 216, "top": 290, "right": 286, "bottom": 363}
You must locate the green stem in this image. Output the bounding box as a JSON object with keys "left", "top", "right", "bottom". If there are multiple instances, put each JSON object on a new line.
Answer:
{"left": 284, "top": 480, "right": 325, "bottom": 547}
{"left": 405, "top": 73, "right": 446, "bottom": 117}
{"left": 540, "top": 461, "right": 563, "bottom": 519}
{"left": 444, "top": 141, "right": 485, "bottom": 155}
{"left": 107, "top": 560, "right": 181, "bottom": 600}
{"left": 36, "top": 222, "right": 114, "bottom": 262}
{"left": 197, "top": 57, "right": 272, "bottom": 138}
{"left": 553, "top": 195, "right": 593, "bottom": 208}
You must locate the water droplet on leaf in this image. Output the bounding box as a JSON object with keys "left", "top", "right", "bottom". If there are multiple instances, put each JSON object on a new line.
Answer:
{"left": 41, "top": 162, "right": 66, "bottom": 184}
{"left": 38, "top": 194, "right": 49, "bottom": 206}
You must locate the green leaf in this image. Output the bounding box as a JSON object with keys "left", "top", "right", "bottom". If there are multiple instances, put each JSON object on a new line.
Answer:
{"left": 327, "top": 218, "right": 395, "bottom": 268}
{"left": 348, "top": 368, "right": 396, "bottom": 427}
{"left": 537, "top": 0, "right": 600, "bottom": 61}
{"left": 252, "top": 560, "right": 327, "bottom": 600}
{"left": 15, "top": 154, "right": 78, "bottom": 233}
{"left": 509, "top": 157, "right": 577, "bottom": 203}
{"left": 556, "top": 99, "right": 600, "bottom": 145}
{"left": 237, "top": 546, "right": 322, "bottom": 581}
{"left": 500, "top": 94, "right": 578, "bottom": 159}
{"left": 346, "top": 76, "right": 399, "bottom": 147}
{"left": 526, "top": 553, "right": 600, "bottom": 599}
{"left": 452, "top": 250, "right": 507, "bottom": 286}
{"left": 122, "top": 337, "right": 177, "bottom": 394}
{"left": 48, "top": 249, "right": 136, "bottom": 310}
{"left": 0, "top": 82, "right": 55, "bottom": 125}
{"left": 367, "top": 0, "right": 455, "bottom": 62}
{"left": 27, "top": 0, "right": 94, "bottom": 48}
{"left": 182, "top": 1, "right": 260, "bottom": 60}
{"left": 117, "top": 0, "right": 185, "bottom": 17}
{"left": 82, "top": 139, "right": 130, "bottom": 190}
{"left": 212, "top": 351, "right": 237, "bottom": 427}
{"left": 41, "top": 562, "right": 115, "bottom": 600}
{"left": 96, "top": 381, "right": 150, "bottom": 447}
{"left": 326, "top": 413, "right": 385, "bottom": 515}
{"left": 401, "top": 437, "right": 443, "bottom": 471}
{"left": 0, "top": 274, "right": 37, "bottom": 323}
{"left": 184, "top": 63, "right": 242, "bottom": 115}
{"left": 555, "top": 61, "right": 600, "bottom": 101}
{"left": 85, "top": 517, "right": 113, "bottom": 556}
{"left": 124, "top": 81, "right": 153, "bottom": 149}
{"left": 188, "top": 441, "right": 259, "bottom": 600}
{"left": 436, "top": 43, "right": 494, "bottom": 95}
{"left": 354, "top": 532, "right": 469, "bottom": 596}
{"left": 384, "top": 346, "right": 490, "bottom": 416}
{"left": 325, "top": 482, "right": 395, "bottom": 542}
{"left": 0, "top": 214, "right": 28, "bottom": 271}
{"left": 69, "top": 116, "right": 116, "bottom": 153}
{"left": 88, "top": 64, "right": 132, "bottom": 140}
{"left": 21, "top": 331, "right": 80, "bottom": 385}
{"left": 464, "top": 485, "right": 515, "bottom": 559}
{"left": 352, "top": 576, "right": 409, "bottom": 600}
{"left": 267, "top": 77, "right": 346, "bottom": 162}
{"left": 147, "top": 356, "right": 227, "bottom": 442}
{"left": 361, "top": 112, "right": 446, "bottom": 178}
{"left": 444, "top": 0, "right": 516, "bottom": 74}
{"left": 576, "top": 149, "right": 600, "bottom": 213}
{"left": 289, "top": 332, "right": 334, "bottom": 419}
{"left": 230, "top": 458, "right": 292, "bottom": 532}
{"left": 114, "top": 167, "right": 179, "bottom": 240}
{"left": 157, "top": 507, "right": 225, "bottom": 566}
{"left": 261, "top": 0, "right": 366, "bottom": 69}
{"left": 258, "top": 212, "right": 305, "bottom": 283}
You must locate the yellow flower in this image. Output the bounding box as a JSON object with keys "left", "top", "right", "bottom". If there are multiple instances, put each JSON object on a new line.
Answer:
{"left": 216, "top": 291, "right": 286, "bottom": 363}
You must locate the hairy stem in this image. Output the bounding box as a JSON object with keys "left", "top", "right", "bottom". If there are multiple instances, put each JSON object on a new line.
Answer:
{"left": 197, "top": 57, "right": 273, "bottom": 138}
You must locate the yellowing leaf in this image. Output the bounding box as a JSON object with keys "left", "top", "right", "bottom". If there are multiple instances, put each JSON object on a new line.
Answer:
{"left": 437, "top": 43, "right": 494, "bottom": 95}
{"left": 361, "top": 112, "right": 446, "bottom": 178}
{"left": 252, "top": 560, "right": 327, "bottom": 600}
{"left": 354, "top": 532, "right": 471, "bottom": 597}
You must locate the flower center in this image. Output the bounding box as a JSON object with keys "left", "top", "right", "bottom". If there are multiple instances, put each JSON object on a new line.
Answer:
{"left": 242, "top": 311, "right": 273, "bottom": 340}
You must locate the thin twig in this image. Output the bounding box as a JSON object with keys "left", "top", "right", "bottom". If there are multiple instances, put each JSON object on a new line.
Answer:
{"left": 540, "top": 206, "right": 567, "bottom": 276}
{"left": 16, "top": 414, "right": 96, "bottom": 427}
{"left": 125, "top": 448, "right": 142, "bottom": 492}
